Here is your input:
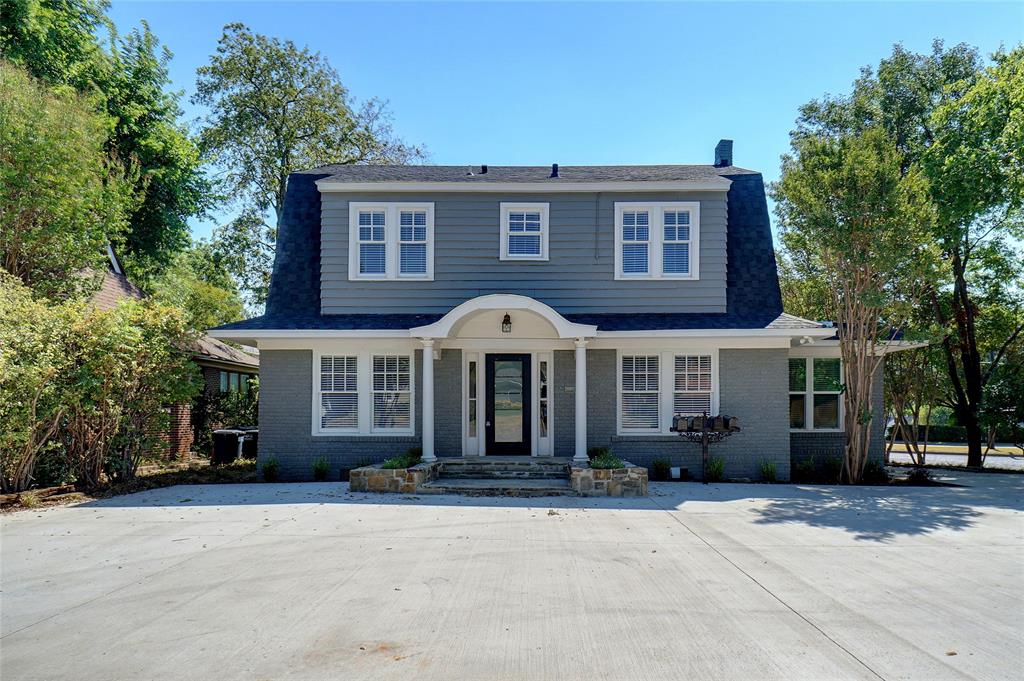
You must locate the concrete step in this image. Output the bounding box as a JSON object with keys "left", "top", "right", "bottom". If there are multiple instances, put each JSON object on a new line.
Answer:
{"left": 441, "top": 470, "right": 568, "bottom": 480}
{"left": 439, "top": 458, "right": 570, "bottom": 477}
{"left": 418, "top": 478, "right": 574, "bottom": 497}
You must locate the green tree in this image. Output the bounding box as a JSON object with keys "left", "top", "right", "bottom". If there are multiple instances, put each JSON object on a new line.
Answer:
{"left": 2, "top": 0, "right": 212, "bottom": 279}
{"left": 787, "top": 41, "right": 1024, "bottom": 466}
{"left": 773, "top": 126, "right": 938, "bottom": 483}
{"left": 150, "top": 241, "right": 245, "bottom": 331}
{"left": 0, "top": 60, "right": 134, "bottom": 299}
{"left": 194, "top": 23, "right": 425, "bottom": 305}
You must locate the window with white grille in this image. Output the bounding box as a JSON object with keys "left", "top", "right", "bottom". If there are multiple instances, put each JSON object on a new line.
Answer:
{"left": 673, "top": 355, "right": 712, "bottom": 415}
{"left": 789, "top": 357, "right": 843, "bottom": 430}
{"left": 500, "top": 203, "right": 549, "bottom": 260}
{"left": 373, "top": 355, "right": 411, "bottom": 431}
{"left": 319, "top": 356, "right": 358, "bottom": 430}
{"left": 615, "top": 202, "right": 700, "bottom": 279}
{"left": 349, "top": 203, "right": 433, "bottom": 280}
{"left": 620, "top": 355, "right": 660, "bottom": 430}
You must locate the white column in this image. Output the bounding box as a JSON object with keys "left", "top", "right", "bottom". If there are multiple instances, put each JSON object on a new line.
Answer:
{"left": 574, "top": 338, "right": 588, "bottom": 462}
{"left": 421, "top": 339, "right": 436, "bottom": 462}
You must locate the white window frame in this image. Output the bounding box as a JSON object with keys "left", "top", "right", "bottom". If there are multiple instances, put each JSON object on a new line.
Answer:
{"left": 312, "top": 350, "right": 416, "bottom": 436}
{"left": 370, "top": 354, "right": 414, "bottom": 434}
{"left": 348, "top": 202, "right": 434, "bottom": 281}
{"left": 499, "top": 202, "right": 549, "bottom": 261}
{"left": 616, "top": 349, "right": 719, "bottom": 435}
{"left": 614, "top": 202, "right": 700, "bottom": 280}
{"left": 788, "top": 356, "right": 844, "bottom": 432}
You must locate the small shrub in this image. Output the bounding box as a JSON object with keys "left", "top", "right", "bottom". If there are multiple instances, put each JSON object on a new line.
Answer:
{"left": 760, "top": 459, "right": 777, "bottom": 482}
{"left": 793, "top": 457, "right": 815, "bottom": 483}
{"left": 650, "top": 457, "right": 671, "bottom": 481}
{"left": 822, "top": 456, "right": 843, "bottom": 484}
{"left": 380, "top": 457, "right": 406, "bottom": 469}
{"left": 906, "top": 467, "right": 931, "bottom": 484}
{"left": 380, "top": 451, "right": 423, "bottom": 470}
{"left": 312, "top": 457, "right": 330, "bottom": 481}
{"left": 587, "top": 446, "right": 612, "bottom": 461}
{"left": 706, "top": 456, "right": 725, "bottom": 482}
{"left": 862, "top": 461, "right": 890, "bottom": 484}
{"left": 407, "top": 447, "right": 422, "bottom": 459}
{"left": 262, "top": 457, "right": 280, "bottom": 482}
{"left": 353, "top": 457, "right": 373, "bottom": 469}
{"left": 19, "top": 491, "right": 41, "bottom": 508}
{"left": 590, "top": 452, "right": 624, "bottom": 469}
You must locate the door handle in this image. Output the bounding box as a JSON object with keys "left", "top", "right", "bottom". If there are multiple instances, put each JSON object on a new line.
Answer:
{"left": 485, "top": 421, "right": 491, "bottom": 427}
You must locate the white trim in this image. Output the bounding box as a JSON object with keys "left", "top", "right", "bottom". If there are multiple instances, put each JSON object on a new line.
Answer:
{"left": 597, "top": 327, "right": 832, "bottom": 338}
{"left": 499, "top": 202, "right": 549, "bottom": 261}
{"left": 312, "top": 349, "right": 416, "bottom": 437}
{"left": 615, "top": 349, "right": 720, "bottom": 436}
{"left": 614, "top": 201, "right": 701, "bottom": 280}
{"left": 348, "top": 202, "right": 434, "bottom": 281}
{"left": 317, "top": 180, "right": 733, "bottom": 193}
{"left": 787, "top": 356, "right": 843, "bottom": 433}
{"left": 410, "top": 294, "right": 597, "bottom": 340}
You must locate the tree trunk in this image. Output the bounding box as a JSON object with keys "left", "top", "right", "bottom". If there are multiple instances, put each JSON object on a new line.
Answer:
{"left": 964, "top": 417, "right": 983, "bottom": 468}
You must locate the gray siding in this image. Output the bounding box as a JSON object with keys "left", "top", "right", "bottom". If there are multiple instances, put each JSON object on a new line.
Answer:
{"left": 554, "top": 348, "right": 791, "bottom": 481}
{"left": 320, "top": 192, "right": 727, "bottom": 314}
{"left": 258, "top": 349, "right": 462, "bottom": 480}
{"left": 790, "top": 361, "right": 886, "bottom": 467}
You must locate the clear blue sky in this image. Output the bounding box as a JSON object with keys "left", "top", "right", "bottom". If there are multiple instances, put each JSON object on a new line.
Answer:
{"left": 109, "top": 1, "right": 1023, "bottom": 241}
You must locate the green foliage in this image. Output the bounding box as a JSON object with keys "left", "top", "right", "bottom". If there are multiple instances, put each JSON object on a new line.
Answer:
{"left": 862, "top": 461, "right": 890, "bottom": 485}
{"left": 261, "top": 457, "right": 280, "bottom": 482}
{"left": 194, "top": 23, "right": 425, "bottom": 305}
{"left": 650, "top": 457, "right": 671, "bottom": 481}
{"left": 905, "top": 467, "right": 932, "bottom": 485}
{"left": 1, "top": 1, "right": 212, "bottom": 279}
{"left": 586, "top": 446, "right": 612, "bottom": 461}
{"left": 589, "top": 452, "right": 625, "bottom": 470}
{"left": 759, "top": 460, "right": 777, "bottom": 483}
{"left": 191, "top": 381, "right": 259, "bottom": 457}
{"left": 150, "top": 241, "right": 245, "bottom": 331}
{"left": 792, "top": 458, "right": 815, "bottom": 483}
{"left": 0, "top": 60, "right": 134, "bottom": 299}
{"left": 822, "top": 457, "right": 843, "bottom": 484}
{"left": 312, "top": 457, "right": 329, "bottom": 481}
{"left": 705, "top": 456, "right": 725, "bottom": 482}
{"left": 380, "top": 450, "right": 423, "bottom": 469}
{"left": 0, "top": 274, "right": 200, "bottom": 491}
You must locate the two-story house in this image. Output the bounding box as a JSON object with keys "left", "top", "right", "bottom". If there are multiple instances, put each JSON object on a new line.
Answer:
{"left": 211, "top": 141, "right": 885, "bottom": 482}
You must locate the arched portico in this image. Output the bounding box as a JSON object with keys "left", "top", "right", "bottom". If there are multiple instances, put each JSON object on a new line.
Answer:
{"left": 409, "top": 295, "right": 595, "bottom": 463}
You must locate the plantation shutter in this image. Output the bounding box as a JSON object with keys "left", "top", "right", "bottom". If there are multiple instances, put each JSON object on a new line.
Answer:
{"left": 621, "top": 355, "right": 660, "bottom": 429}
{"left": 673, "top": 355, "right": 712, "bottom": 415}
{"left": 320, "top": 356, "right": 358, "bottom": 429}
{"left": 373, "top": 355, "right": 411, "bottom": 430}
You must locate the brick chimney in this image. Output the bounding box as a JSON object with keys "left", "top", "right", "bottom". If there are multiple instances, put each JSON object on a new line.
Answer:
{"left": 714, "top": 139, "right": 733, "bottom": 167}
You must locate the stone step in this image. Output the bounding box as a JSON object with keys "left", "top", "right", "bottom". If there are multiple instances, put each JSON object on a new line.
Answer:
{"left": 418, "top": 478, "right": 574, "bottom": 497}
{"left": 441, "top": 470, "right": 568, "bottom": 480}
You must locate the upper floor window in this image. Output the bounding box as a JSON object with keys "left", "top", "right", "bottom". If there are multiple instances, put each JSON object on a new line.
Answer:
{"left": 500, "top": 203, "right": 549, "bottom": 260}
{"left": 615, "top": 202, "right": 700, "bottom": 280}
{"left": 348, "top": 203, "right": 434, "bottom": 280}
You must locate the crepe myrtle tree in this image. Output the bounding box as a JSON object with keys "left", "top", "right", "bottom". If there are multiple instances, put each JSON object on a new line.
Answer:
{"left": 773, "top": 126, "right": 939, "bottom": 483}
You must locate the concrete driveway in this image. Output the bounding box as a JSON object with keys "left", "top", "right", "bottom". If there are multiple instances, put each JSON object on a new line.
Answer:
{"left": 2, "top": 472, "right": 1021, "bottom": 681}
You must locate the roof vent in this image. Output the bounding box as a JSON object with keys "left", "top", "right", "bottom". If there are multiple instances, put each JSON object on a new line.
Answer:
{"left": 550, "top": 163, "right": 559, "bottom": 178}
{"left": 465, "top": 165, "right": 475, "bottom": 176}
{"left": 480, "top": 164, "right": 488, "bottom": 174}
{"left": 714, "top": 139, "right": 733, "bottom": 167}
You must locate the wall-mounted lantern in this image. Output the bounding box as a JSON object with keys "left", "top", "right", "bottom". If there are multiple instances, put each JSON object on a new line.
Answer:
{"left": 501, "top": 313, "right": 512, "bottom": 334}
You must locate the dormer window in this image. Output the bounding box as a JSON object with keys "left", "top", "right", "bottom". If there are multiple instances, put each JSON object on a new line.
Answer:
{"left": 500, "top": 203, "right": 549, "bottom": 261}
{"left": 348, "top": 202, "right": 434, "bottom": 280}
{"left": 615, "top": 202, "right": 700, "bottom": 280}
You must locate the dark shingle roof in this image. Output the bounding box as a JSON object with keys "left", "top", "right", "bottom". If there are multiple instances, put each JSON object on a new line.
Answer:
{"left": 312, "top": 164, "right": 758, "bottom": 184}
{"left": 215, "top": 166, "right": 808, "bottom": 334}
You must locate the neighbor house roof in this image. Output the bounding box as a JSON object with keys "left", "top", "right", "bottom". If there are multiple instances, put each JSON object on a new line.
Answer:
{"left": 215, "top": 165, "right": 815, "bottom": 335}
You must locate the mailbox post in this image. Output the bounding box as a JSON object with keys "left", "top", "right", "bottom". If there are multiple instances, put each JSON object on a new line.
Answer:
{"left": 671, "top": 412, "right": 740, "bottom": 483}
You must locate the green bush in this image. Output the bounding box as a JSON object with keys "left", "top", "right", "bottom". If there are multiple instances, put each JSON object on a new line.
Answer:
{"left": 862, "top": 461, "right": 890, "bottom": 485}
{"left": 650, "top": 457, "right": 671, "bottom": 481}
{"left": 905, "top": 467, "right": 931, "bottom": 484}
{"left": 706, "top": 456, "right": 725, "bottom": 482}
{"left": 381, "top": 450, "right": 423, "bottom": 469}
{"left": 822, "top": 457, "right": 843, "bottom": 484}
{"left": 192, "top": 382, "right": 259, "bottom": 457}
{"left": 792, "top": 458, "right": 816, "bottom": 483}
{"left": 760, "top": 459, "right": 777, "bottom": 482}
{"left": 590, "top": 452, "right": 625, "bottom": 469}
{"left": 261, "top": 457, "right": 280, "bottom": 482}
{"left": 312, "top": 457, "right": 329, "bottom": 481}
{"left": 587, "top": 446, "right": 612, "bottom": 461}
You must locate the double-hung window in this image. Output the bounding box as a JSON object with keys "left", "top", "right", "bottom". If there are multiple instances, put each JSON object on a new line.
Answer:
{"left": 314, "top": 351, "right": 415, "bottom": 435}
{"left": 618, "top": 351, "right": 717, "bottom": 434}
{"left": 789, "top": 357, "right": 843, "bottom": 430}
{"left": 615, "top": 202, "right": 700, "bottom": 279}
{"left": 500, "top": 203, "right": 549, "bottom": 260}
{"left": 349, "top": 203, "right": 434, "bottom": 280}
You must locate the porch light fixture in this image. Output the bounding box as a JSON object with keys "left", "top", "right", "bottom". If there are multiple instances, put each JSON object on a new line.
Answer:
{"left": 501, "top": 313, "right": 512, "bottom": 333}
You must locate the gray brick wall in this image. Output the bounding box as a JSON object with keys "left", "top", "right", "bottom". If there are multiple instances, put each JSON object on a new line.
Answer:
{"left": 554, "top": 347, "right": 791, "bottom": 481}
{"left": 434, "top": 349, "right": 462, "bottom": 456}
{"left": 259, "top": 349, "right": 423, "bottom": 480}
{"left": 790, "top": 360, "right": 886, "bottom": 469}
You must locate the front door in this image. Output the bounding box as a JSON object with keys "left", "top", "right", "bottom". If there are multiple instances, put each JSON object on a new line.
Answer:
{"left": 485, "top": 354, "right": 531, "bottom": 455}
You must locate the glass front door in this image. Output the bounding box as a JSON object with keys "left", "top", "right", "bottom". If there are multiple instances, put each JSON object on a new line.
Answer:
{"left": 485, "top": 354, "right": 531, "bottom": 455}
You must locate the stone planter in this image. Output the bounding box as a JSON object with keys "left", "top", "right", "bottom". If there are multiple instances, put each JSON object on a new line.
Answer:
{"left": 570, "top": 462, "right": 648, "bottom": 497}
{"left": 349, "top": 461, "right": 441, "bottom": 494}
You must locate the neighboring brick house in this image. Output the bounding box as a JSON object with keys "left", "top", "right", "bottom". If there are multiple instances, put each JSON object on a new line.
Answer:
{"left": 91, "top": 247, "right": 259, "bottom": 459}
{"left": 212, "top": 141, "right": 906, "bottom": 482}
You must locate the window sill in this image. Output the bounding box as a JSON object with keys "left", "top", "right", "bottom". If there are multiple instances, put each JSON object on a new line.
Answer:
{"left": 499, "top": 255, "right": 548, "bottom": 262}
